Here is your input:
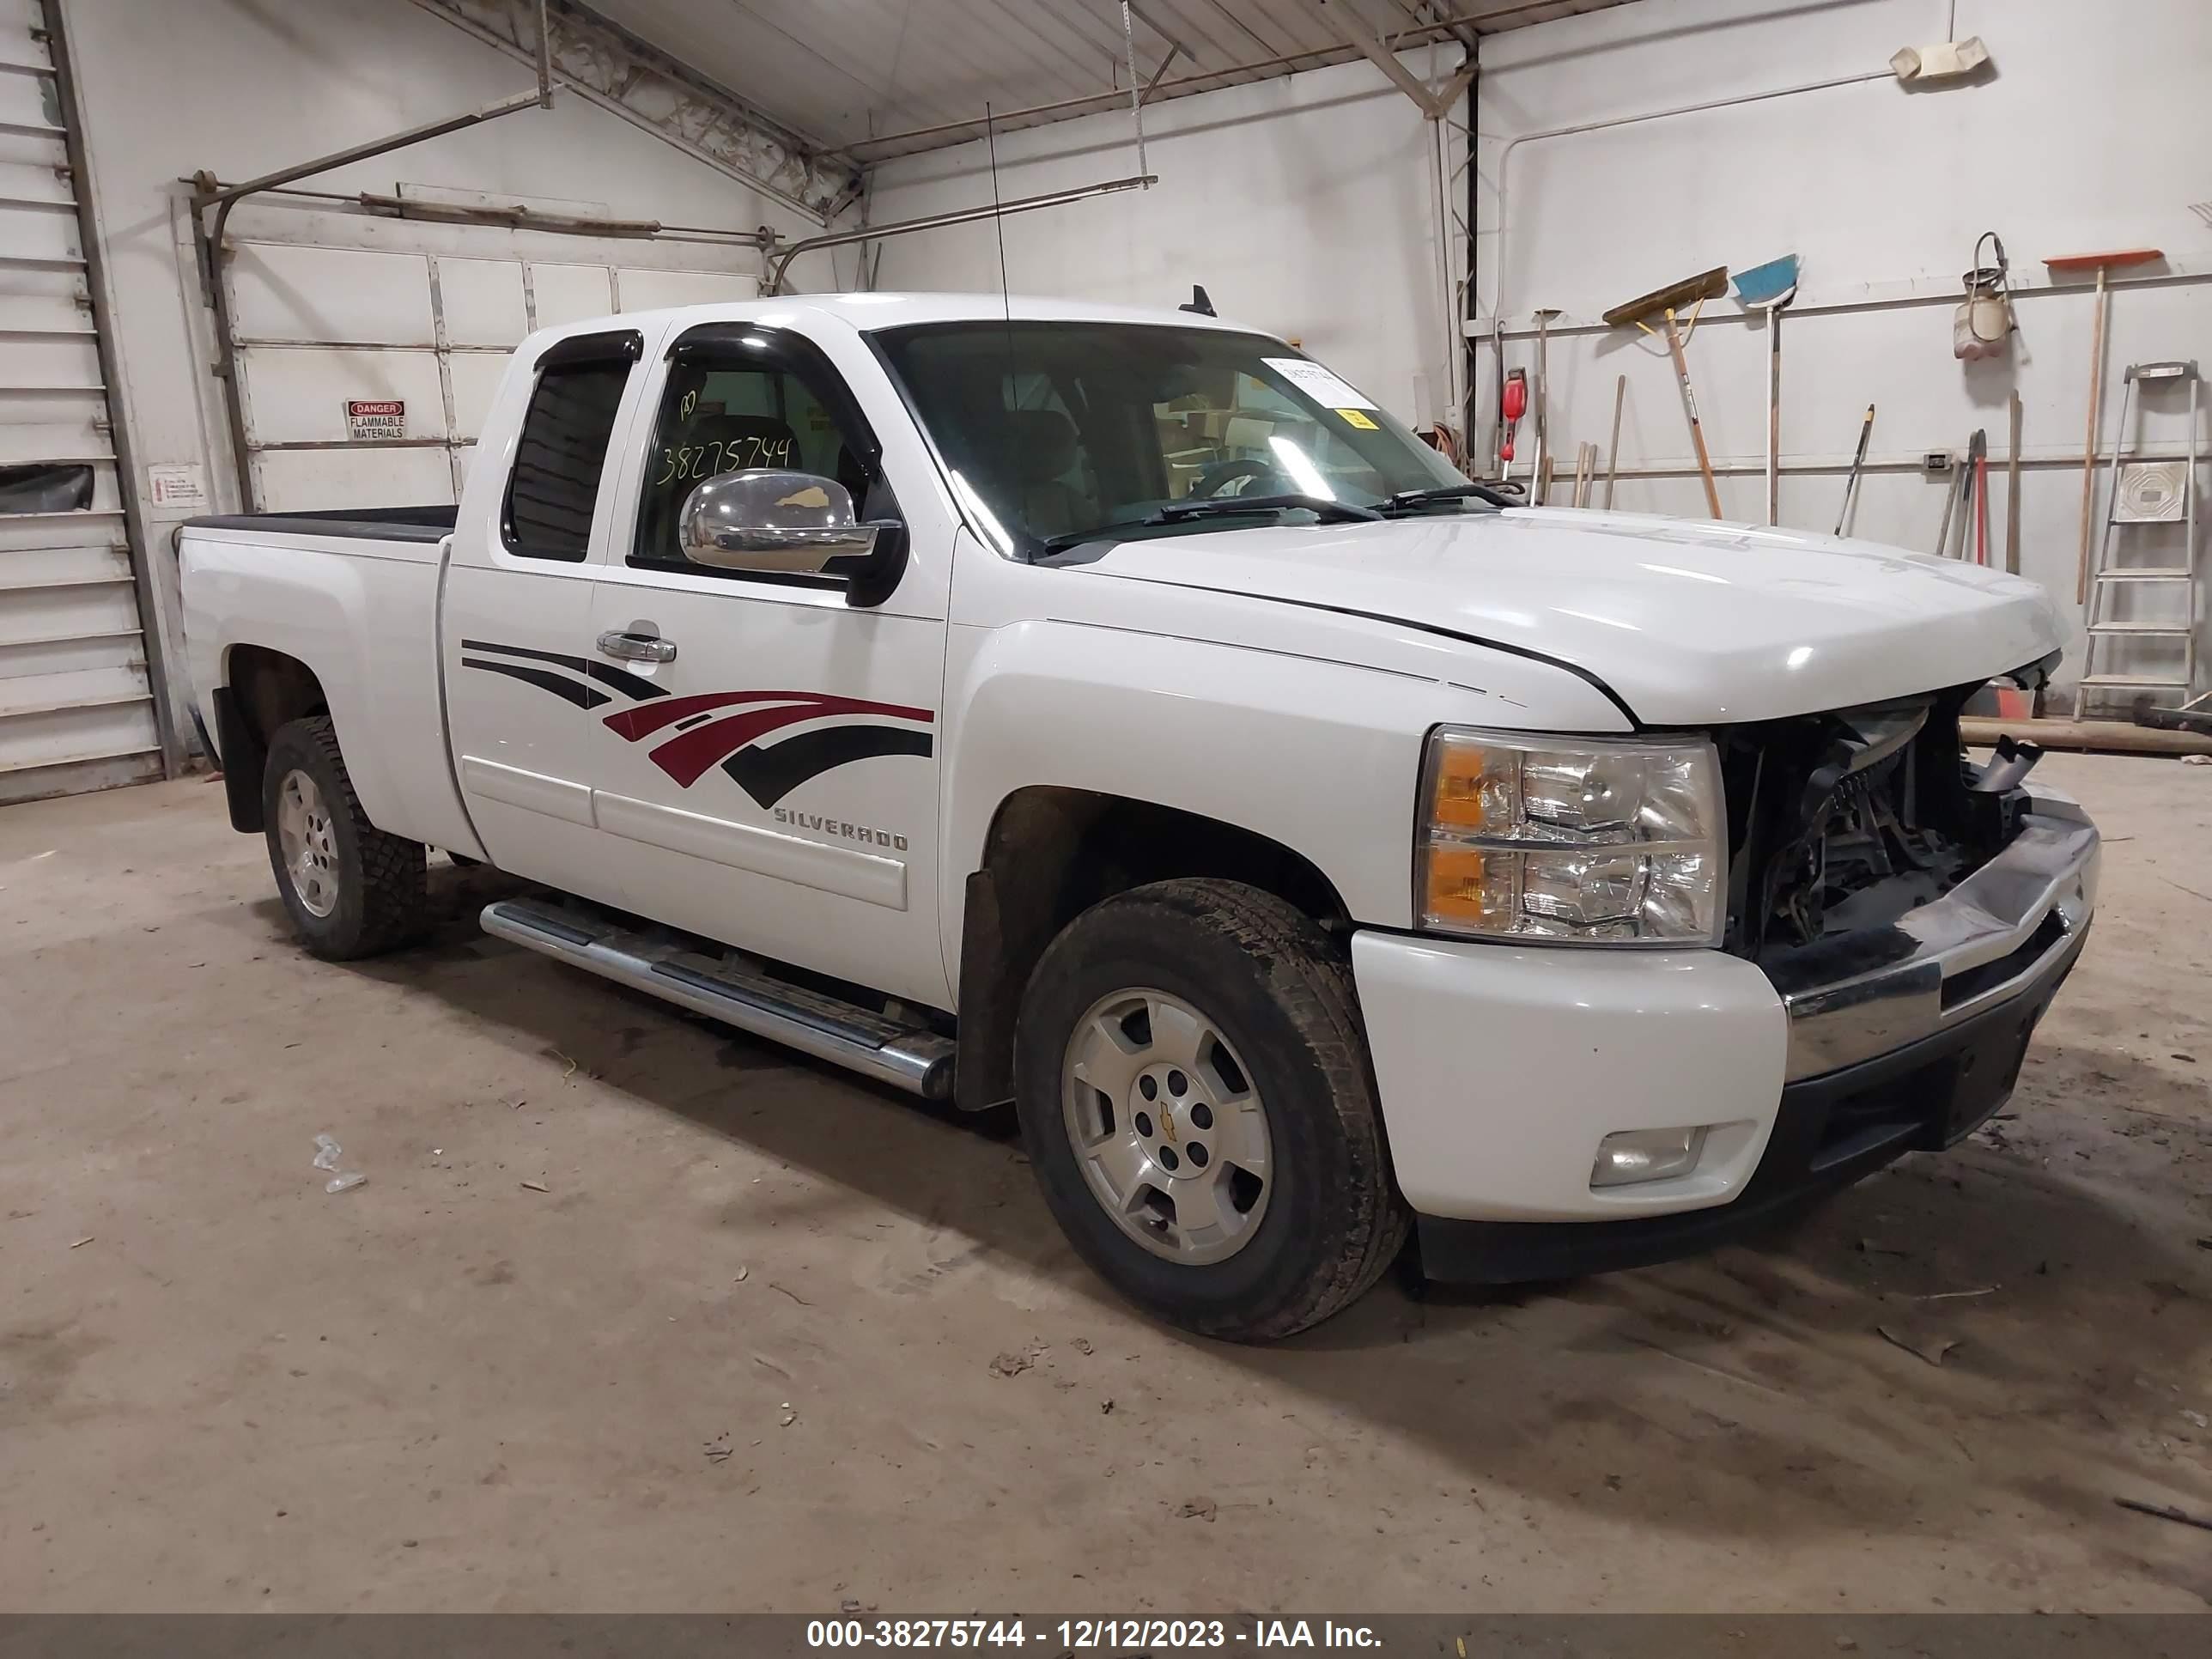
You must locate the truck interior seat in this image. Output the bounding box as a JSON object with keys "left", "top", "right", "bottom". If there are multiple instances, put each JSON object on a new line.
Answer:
{"left": 981, "top": 408, "right": 1096, "bottom": 538}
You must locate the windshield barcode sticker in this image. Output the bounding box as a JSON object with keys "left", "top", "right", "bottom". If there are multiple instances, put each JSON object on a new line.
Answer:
{"left": 1263, "top": 356, "right": 1378, "bottom": 411}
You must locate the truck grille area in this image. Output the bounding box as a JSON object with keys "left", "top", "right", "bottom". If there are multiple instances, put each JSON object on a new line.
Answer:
{"left": 1717, "top": 680, "right": 2033, "bottom": 962}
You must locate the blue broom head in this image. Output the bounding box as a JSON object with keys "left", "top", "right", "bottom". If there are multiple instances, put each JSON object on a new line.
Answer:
{"left": 1734, "top": 254, "right": 1800, "bottom": 307}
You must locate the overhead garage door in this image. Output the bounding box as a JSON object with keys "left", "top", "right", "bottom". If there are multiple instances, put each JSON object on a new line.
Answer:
{"left": 0, "top": 0, "right": 165, "bottom": 802}
{"left": 223, "top": 233, "right": 763, "bottom": 511}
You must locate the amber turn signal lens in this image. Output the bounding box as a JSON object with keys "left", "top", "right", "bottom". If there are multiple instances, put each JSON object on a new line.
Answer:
{"left": 1423, "top": 844, "right": 1506, "bottom": 928}
{"left": 1430, "top": 743, "right": 1501, "bottom": 831}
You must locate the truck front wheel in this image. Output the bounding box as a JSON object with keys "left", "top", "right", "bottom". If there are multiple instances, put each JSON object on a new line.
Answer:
{"left": 261, "top": 715, "right": 428, "bottom": 960}
{"left": 1013, "top": 878, "right": 1408, "bottom": 1341}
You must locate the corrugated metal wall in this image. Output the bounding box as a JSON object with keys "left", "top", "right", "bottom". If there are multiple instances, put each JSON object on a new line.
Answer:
{"left": 0, "top": 0, "right": 166, "bottom": 802}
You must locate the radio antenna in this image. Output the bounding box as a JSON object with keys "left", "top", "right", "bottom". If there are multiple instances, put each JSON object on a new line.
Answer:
{"left": 985, "top": 103, "right": 1012, "bottom": 321}
{"left": 984, "top": 102, "right": 1027, "bottom": 551}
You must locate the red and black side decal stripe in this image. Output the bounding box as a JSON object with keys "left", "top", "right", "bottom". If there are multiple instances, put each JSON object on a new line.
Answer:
{"left": 460, "top": 654, "right": 612, "bottom": 708}
{"left": 456, "top": 641, "right": 933, "bottom": 805}
{"left": 723, "top": 724, "right": 933, "bottom": 808}
{"left": 605, "top": 690, "right": 934, "bottom": 790}
{"left": 602, "top": 690, "right": 932, "bottom": 788}
{"left": 460, "top": 639, "right": 671, "bottom": 702}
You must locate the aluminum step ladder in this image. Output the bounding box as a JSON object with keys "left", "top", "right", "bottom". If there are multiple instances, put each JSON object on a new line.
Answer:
{"left": 2074, "top": 360, "right": 2201, "bottom": 718}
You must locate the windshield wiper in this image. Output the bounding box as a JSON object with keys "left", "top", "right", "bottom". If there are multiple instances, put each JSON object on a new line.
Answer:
{"left": 1035, "top": 494, "right": 1382, "bottom": 556}
{"left": 1376, "top": 482, "right": 1517, "bottom": 514}
{"left": 1146, "top": 493, "right": 1382, "bottom": 526}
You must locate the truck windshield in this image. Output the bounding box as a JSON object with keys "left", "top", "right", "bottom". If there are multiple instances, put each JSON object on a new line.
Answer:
{"left": 872, "top": 321, "right": 1471, "bottom": 556}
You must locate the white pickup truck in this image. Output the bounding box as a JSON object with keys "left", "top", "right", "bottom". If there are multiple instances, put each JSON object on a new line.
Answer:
{"left": 179, "top": 294, "right": 2098, "bottom": 1340}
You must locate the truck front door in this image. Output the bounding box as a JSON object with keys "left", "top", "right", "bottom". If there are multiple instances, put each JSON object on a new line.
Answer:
{"left": 580, "top": 321, "right": 953, "bottom": 1010}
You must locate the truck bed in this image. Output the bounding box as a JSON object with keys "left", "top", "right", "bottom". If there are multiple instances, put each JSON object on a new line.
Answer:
{"left": 177, "top": 501, "right": 476, "bottom": 863}
{"left": 180, "top": 504, "right": 458, "bottom": 544}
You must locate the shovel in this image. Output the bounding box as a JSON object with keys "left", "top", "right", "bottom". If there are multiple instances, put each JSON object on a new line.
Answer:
{"left": 1605, "top": 267, "right": 1729, "bottom": 520}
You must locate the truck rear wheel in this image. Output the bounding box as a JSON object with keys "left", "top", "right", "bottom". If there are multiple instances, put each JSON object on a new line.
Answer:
{"left": 1013, "top": 878, "right": 1408, "bottom": 1342}
{"left": 262, "top": 715, "right": 428, "bottom": 960}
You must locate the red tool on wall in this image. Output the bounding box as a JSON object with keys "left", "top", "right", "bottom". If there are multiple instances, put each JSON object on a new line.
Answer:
{"left": 1498, "top": 368, "right": 1528, "bottom": 481}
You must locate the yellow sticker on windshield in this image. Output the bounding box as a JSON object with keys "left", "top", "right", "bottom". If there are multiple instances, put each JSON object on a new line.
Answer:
{"left": 1336, "top": 408, "right": 1378, "bottom": 429}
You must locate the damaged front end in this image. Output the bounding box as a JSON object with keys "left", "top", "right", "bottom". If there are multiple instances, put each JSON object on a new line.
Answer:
{"left": 1720, "top": 659, "right": 2056, "bottom": 961}
{"left": 1713, "top": 653, "right": 2096, "bottom": 1101}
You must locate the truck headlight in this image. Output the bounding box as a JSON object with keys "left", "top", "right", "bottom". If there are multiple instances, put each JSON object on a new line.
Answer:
{"left": 1416, "top": 727, "right": 1724, "bottom": 945}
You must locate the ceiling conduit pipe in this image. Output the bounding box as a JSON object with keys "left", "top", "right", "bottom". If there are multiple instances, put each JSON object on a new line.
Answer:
{"left": 765, "top": 174, "right": 1157, "bottom": 295}
{"left": 1486, "top": 67, "right": 1891, "bottom": 325}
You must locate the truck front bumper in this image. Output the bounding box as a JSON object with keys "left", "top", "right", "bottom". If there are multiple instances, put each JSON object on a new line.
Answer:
{"left": 1352, "top": 792, "right": 2099, "bottom": 1283}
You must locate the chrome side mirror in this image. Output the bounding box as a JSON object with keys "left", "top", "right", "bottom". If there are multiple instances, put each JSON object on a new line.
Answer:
{"left": 679, "top": 470, "right": 890, "bottom": 574}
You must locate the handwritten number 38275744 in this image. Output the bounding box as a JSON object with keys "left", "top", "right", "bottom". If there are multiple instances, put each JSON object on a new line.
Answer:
{"left": 652, "top": 435, "right": 793, "bottom": 487}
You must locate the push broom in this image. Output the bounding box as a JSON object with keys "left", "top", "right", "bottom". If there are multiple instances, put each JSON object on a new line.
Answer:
{"left": 1604, "top": 266, "right": 1729, "bottom": 519}
{"left": 1733, "top": 254, "right": 1800, "bottom": 526}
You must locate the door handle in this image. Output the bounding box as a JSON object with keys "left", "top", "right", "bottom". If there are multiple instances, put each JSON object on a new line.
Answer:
{"left": 597, "top": 629, "right": 676, "bottom": 664}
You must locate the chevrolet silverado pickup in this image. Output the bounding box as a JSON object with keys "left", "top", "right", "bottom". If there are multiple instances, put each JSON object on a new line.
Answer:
{"left": 179, "top": 294, "right": 2098, "bottom": 1341}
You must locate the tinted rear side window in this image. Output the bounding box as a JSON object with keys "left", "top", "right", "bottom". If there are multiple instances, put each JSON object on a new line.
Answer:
{"left": 503, "top": 361, "right": 632, "bottom": 561}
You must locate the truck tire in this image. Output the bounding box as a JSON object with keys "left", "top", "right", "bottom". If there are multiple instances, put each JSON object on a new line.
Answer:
{"left": 1013, "top": 878, "right": 1408, "bottom": 1341}
{"left": 261, "top": 715, "right": 428, "bottom": 960}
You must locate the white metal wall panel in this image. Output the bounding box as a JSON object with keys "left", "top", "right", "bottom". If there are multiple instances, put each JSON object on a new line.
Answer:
{"left": 438, "top": 258, "right": 530, "bottom": 346}
{"left": 0, "top": 628, "right": 137, "bottom": 682}
{"left": 229, "top": 244, "right": 439, "bottom": 344}
{"left": 0, "top": 40, "right": 58, "bottom": 126}
{"left": 614, "top": 267, "right": 758, "bottom": 309}
{"left": 222, "top": 228, "right": 764, "bottom": 511}
{"left": 230, "top": 244, "right": 448, "bottom": 509}
{"left": 0, "top": 9, "right": 161, "bottom": 801}
{"left": 447, "top": 351, "right": 509, "bottom": 441}
{"left": 230, "top": 243, "right": 458, "bottom": 509}
{"left": 0, "top": 250, "right": 89, "bottom": 337}
{"left": 0, "top": 325, "right": 98, "bottom": 386}
{"left": 244, "top": 348, "right": 451, "bottom": 443}
{"left": 0, "top": 389, "right": 107, "bottom": 463}
{"left": 251, "top": 447, "right": 458, "bottom": 514}
{"left": 1, "top": 541, "right": 131, "bottom": 586}
{"left": 0, "top": 696, "right": 157, "bottom": 772}
{"left": 0, "top": 561, "right": 141, "bottom": 647}
{"left": 0, "top": 658, "right": 149, "bottom": 718}
{"left": 528, "top": 263, "right": 615, "bottom": 328}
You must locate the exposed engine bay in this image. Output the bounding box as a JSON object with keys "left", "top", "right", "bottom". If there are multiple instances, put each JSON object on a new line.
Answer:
{"left": 1719, "top": 663, "right": 2054, "bottom": 961}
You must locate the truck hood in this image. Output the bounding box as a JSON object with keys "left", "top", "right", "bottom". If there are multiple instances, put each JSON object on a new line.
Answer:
{"left": 1078, "top": 508, "right": 2065, "bottom": 725}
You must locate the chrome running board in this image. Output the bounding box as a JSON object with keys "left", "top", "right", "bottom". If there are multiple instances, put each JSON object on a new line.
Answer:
{"left": 481, "top": 897, "right": 955, "bottom": 1099}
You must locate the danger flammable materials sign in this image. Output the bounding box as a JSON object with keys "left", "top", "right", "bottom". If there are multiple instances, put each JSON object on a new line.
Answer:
{"left": 344, "top": 399, "right": 404, "bottom": 440}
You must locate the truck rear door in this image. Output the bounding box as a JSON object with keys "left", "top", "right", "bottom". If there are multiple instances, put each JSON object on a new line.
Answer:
{"left": 442, "top": 327, "right": 651, "bottom": 890}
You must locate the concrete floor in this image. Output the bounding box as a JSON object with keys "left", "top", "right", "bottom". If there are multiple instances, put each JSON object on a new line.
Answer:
{"left": 1, "top": 753, "right": 2208, "bottom": 1612}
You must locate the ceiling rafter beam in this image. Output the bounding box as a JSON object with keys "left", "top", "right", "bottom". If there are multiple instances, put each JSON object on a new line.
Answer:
{"left": 1301, "top": 0, "right": 1474, "bottom": 118}
{"left": 1124, "top": 2, "right": 1195, "bottom": 64}
{"left": 406, "top": 0, "right": 855, "bottom": 222}
{"left": 1138, "top": 41, "right": 1182, "bottom": 107}
{"left": 1398, "top": 0, "right": 1481, "bottom": 51}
